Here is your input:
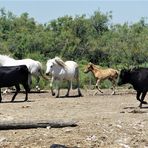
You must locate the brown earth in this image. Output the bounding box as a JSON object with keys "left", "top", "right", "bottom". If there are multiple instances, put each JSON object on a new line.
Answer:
{"left": 0, "top": 88, "right": 148, "bottom": 148}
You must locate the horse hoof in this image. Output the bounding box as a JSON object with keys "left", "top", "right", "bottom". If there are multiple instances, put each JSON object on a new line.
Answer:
{"left": 139, "top": 104, "right": 142, "bottom": 108}
{"left": 93, "top": 93, "right": 97, "bottom": 96}
{"left": 111, "top": 92, "right": 115, "bottom": 95}
{"left": 79, "top": 94, "right": 83, "bottom": 97}
{"left": 52, "top": 93, "right": 55, "bottom": 96}
{"left": 142, "top": 101, "right": 147, "bottom": 104}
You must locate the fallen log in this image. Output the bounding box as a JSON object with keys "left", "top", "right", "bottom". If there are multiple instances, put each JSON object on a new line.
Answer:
{"left": 0, "top": 120, "right": 78, "bottom": 130}
{"left": 7, "top": 90, "right": 49, "bottom": 94}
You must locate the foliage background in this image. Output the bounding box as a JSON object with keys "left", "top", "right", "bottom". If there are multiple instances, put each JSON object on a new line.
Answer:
{"left": 0, "top": 8, "right": 148, "bottom": 89}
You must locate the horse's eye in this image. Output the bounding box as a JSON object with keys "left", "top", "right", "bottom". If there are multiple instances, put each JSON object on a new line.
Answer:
{"left": 50, "top": 65, "right": 53, "bottom": 68}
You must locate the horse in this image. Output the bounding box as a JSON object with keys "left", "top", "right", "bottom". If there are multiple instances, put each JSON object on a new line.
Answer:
{"left": 84, "top": 62, "right": 119, "bottom": 95}
{"left": 0, "top": 54, "right": 48, "bottom": 92}
{"left": 45, "top": 57, "right": 83, "bottom": 98}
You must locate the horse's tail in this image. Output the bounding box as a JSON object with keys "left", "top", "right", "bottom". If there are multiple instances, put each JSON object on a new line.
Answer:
{"left": 39, "top": 69, "right": 50, "bottom": 80}
{"left": 74, "top": 65, "right": 80, "bottom": 80}
{"left": 37, "top": 61, "right": 50, "bottom": 80}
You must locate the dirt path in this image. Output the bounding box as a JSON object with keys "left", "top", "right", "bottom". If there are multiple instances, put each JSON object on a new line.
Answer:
{"left": 0, "top": 89, "right": 148, "bottom": 148}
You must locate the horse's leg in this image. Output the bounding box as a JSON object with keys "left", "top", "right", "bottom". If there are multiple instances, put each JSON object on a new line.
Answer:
{"left": 139, "top": 91, "right": 147, "bottom": 108}
{"left": 75, "top": 67, "right": 83, "bottom": 97}
{"left": 65, "top": 80, "right": 71, "bottom": 97}
{"left": 22, "top": 82, "right": 30, "bottom": 102}
{"left": 77, "top": 79, "right": 83, "bottom": 97}
{"left": 50, "top": 77, "right": 55, "bottom": 96}
{"left": 28, "top": 73, "right": 32, "bottom": 89}
{"left": 110, "top": 78, "right": 116, "bottom": 95}
{"left": 27, "top": 75, "right": 32, "bottom": 91}
{"left": 0, "top": 88, "right": 2, "bottom": 102}
{"left": 56, "top": 80, "right": 61, "bottom": 98}
{"left": 11, "top": 84, "right": 20, "bottom": 102}
{"left": 136, "top": 91, "right": 142, "bottom": 103}
{"left": 94, "top": 79, "right": 103, "bottom": 95}
{"left": 35, "top": 76, "right": 40, "bottom": 91}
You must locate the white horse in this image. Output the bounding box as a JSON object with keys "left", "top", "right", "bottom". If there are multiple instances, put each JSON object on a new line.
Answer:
{"left": 45, "top": 57, "right": 83, "bottom": 98}
{"left": 0, "top": 54, "right": 48, "bottom": 92}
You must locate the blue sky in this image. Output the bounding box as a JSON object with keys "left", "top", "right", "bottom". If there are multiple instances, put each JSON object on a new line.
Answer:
{"left": 0, "top": 0, "right": 148, "bottom": 25}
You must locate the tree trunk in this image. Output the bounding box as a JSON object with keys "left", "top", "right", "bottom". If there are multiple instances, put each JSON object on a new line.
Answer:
{"left": 0, "top": 120, "right": 78, "bottom": 130}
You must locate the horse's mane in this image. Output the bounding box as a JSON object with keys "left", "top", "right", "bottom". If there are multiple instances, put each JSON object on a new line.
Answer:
{"left": 89, "top": 62, "right": 102, "bottom": 69}
{"left": 54, "top": 57, "right": 67, "bottom": 69}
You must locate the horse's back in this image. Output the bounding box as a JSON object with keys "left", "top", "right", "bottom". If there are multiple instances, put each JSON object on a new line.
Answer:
{"left": 20, "top": 59, "right": 42, "bottom": 74}
{"left": 6, "top": 59, "right": 42, "bottom": 75}
{"left": 109, "top": 68, "right": 119, "bottom": 77}
{"left": 65, "top": 61, "right": 78, "bottom": 67}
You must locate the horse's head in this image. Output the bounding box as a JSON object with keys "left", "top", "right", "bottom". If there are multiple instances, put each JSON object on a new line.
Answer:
{"left": 45, "top": 59, "right": 55, "bottom": 76}
{"left": 84, "top": 62, "right": 94, "bottom": 73}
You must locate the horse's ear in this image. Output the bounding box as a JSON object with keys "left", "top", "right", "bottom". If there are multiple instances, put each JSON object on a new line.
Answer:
{"left": 88, "top": 62, "right": 94, "bottom": 70}
{"left": 88, "top": 62, "right": 93, "bottom": 66}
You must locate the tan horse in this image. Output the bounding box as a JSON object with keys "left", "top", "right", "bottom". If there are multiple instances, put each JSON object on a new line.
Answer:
{"left": 84, "top": 62, "right": 119, "bottom": 95}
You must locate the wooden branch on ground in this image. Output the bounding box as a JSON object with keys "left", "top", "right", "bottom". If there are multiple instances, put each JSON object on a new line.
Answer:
{"left": 0, "top": 120, "right": 78, "bottom": 130}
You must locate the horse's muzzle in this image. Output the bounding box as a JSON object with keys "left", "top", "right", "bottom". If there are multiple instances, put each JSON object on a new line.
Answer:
{"left": 46, "top": 72, "right": 52, "bottom": 77}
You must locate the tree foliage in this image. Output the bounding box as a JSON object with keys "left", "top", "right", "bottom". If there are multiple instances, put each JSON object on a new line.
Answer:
{"left": 0, "top": 8, "right": 148, "bottom": 68}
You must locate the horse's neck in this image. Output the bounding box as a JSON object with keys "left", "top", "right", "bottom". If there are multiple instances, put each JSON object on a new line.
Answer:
{"left": 53, "top": 64, "right": 67, "bottom": 78}
{"left": 91, "top": 66, "right": 101, "bottom": 76}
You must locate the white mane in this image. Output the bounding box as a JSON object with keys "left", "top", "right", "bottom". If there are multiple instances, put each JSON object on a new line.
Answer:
{"left": 54, "top": 57, "right": 67, "bottom": 70}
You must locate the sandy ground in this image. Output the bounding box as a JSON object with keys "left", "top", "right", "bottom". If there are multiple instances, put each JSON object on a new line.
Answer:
{"left": 0, "top": 88, "right": 148, "bottom": 148}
